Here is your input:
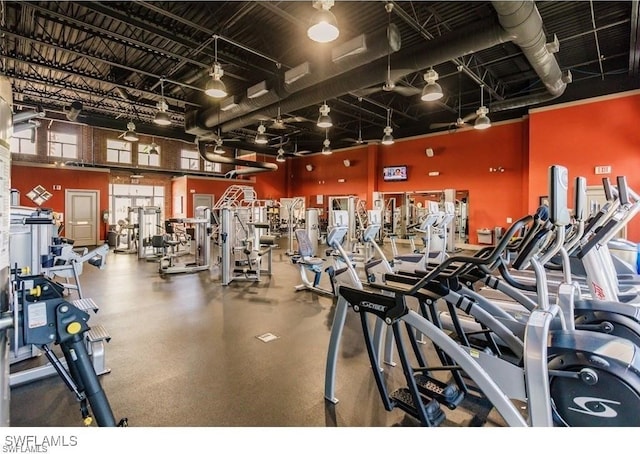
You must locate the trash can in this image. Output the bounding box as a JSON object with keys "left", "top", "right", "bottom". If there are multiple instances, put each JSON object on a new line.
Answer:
{"left": 494, "top": 227, "right": 503, "bottom": 244}
{"left": 107, "top": 228, "right": 118, "bottom": 248}
{"left": 477, "top": 228, "right": 493, "bottom": 245}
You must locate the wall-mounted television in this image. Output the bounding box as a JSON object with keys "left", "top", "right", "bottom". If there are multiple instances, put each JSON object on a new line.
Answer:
{"left": 383, "top": 165, "right": 408, "bottom": 181}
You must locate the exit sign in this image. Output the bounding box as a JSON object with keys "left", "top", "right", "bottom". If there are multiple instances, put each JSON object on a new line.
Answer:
{"left": 594, "top": 165, "right": 611, "bottom": 175}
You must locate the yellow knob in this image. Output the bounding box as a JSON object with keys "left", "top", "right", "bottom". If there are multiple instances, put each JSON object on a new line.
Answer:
{"left": 29, "top": 286, "right": 41, "bottom": 297}
{"left": 83, "top": 416, "right": 93, "bottom": 426}
{"left": 67, "top": 321, "right": 82, "bottom": 334}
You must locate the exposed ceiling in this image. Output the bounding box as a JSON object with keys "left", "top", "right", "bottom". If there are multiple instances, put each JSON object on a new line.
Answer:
{"left": 3, "top": 1, "right": 639, "bottom": 158}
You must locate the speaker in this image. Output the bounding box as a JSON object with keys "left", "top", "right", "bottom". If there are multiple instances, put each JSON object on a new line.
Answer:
{"left": 425, "top": 147, "right": 434, "bottom": 157}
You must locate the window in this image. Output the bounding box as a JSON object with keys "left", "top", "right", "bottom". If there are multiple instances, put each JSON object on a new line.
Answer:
{"left": 106, "top": 139, "right": 132, "bottom": 164}
{"left": 10, "top": 128, "right": 36, "bottom": 155}
{"left": 138, "top": 143, "right": 160, "bottom": 167}
{"left": 108, "top": 183, "right": 164, "bottom": 226}
{"left": 48, "top": 131, "right": 78, "bottom": 159}
{"left": 181, "top": 149, "right": 200, "bottom": 171}
{"left": 204, "top": 161, "right": 222, "bottom": 173}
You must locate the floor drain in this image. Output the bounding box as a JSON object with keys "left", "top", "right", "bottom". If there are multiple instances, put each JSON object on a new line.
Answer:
{"left": 256, "top": 332, "right": 279, "bottom": 343}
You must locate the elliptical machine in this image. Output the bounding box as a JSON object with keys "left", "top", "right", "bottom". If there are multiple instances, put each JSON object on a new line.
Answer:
{"left": 333, "top": 165, "right": 640, "bottom": 427}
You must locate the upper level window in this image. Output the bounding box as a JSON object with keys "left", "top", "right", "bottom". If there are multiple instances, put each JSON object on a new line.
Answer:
{"left": 204, "top": 161, "right": 221, "bottom": 173}
{"left": 106, "top": 139, "right": 132, "bottom": 164}
{"left": 181, "top": 149, "right": 200, "bottom": 171}
{"left": 10, "top": 128, "right": 36, "bottom": 155}
{"left": 138, "top": 143, "right": 160, "bottom": 167}
{"left": 48, "top": 131, "right": 78, "bottom": 159}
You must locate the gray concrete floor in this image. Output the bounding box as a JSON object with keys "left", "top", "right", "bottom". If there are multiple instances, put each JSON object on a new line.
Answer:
{"left": 8, "top": 238, "right": 506, "bottom": 428}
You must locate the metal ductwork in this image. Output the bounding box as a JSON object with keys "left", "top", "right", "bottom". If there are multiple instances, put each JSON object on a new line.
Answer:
{"left": 225, "top": 167, "right": 275, "bottom": 178}
{"left": 217, "top": 18, "right": 510, "bottom": 133}
{"left": 13, "top": 106, "right": 45, "bottom": 124}
{"left": 12, "top": 119, "right": 40, "bottom": 134}
{"left": 188, "top": 24, "right": 401, "bottom": 135}
{"left": 490, "top": 0, "right": 570, "bottom": 111}
{"left": 197, "top": 141, "right": 279, "bottom": 174}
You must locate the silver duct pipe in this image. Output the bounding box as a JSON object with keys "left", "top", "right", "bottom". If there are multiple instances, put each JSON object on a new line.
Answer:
{"left": 13, "top": 106, "right": 45, "bottom": 123}
{"left": 490, "top": 0, "right": 570, "bottom": 110}
{"left": 12, "top": 119, "right": 40, "bottom": 134}
{"left": 192, "top": 24, "right": 401, "bottom": 133}
{"left": 197, "top": 141, "right": 278, "bottom": 172}
{"left": 219, "top": 18, "right": 510, "bottom": 133}
{"left": 225, "top": 167, "right": 275, "bottom": 178}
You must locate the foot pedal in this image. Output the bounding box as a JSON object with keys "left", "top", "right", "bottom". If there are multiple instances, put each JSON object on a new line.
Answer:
{"left": 87, "top": 324, "right": 111, "bottom": 343}
{"left": 72, "top": 298, "right": 99, "bottom": 313}
{"left": 414, "top": 374, "right": 464, "bottom": 409}
{"left": 389, "top": 388, "right": 445, "bottom": 426}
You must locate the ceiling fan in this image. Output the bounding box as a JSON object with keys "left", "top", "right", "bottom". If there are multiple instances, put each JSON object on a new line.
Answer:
{"left": 430, "top": 72, "right": 475, "bottom": 131}
{"left": 344, "top": 98, "right": 376, "bottom": 145}
{"left": 140, "top": 142, "right": 159, "bottom": 155}
{"left": 262, "top": 106, "right": 309, "bottom": 130}
{"left": 354, "top": 4, "right": 420, "bottom": 98}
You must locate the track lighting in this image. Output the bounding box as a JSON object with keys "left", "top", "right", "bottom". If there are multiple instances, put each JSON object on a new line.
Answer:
{"left": 474, "top": 85, "right": 491, "bottom": 130}
{"left": 307, "top": 0, "right": 339, "bottom": 43}
{"left": 255, "top": 124, "right": 268, "bottom": 144}
{"left": 205, "top": 37, "right": 227, "bottom": 98}
{"left": 153, "top": 78, "right": 171, "bottom": 125}
{"left": 421, "top": 69, "right": 443, "bottom": 102}
{"left": 123, "top": 121, "right": 139, "bottom": 142}
{"left": 381, "top": 108, "right": 394, "bottom": 145}
{"left": 317, "top": 102, "right": 332, "bottom": 128}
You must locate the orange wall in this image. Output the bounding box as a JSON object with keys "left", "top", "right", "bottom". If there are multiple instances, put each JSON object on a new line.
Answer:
{"left": 287, "top": 121, "right": 527, "bottom": 242}
{"left": 171, "top": 161, "right": 289, "bottom": 218}
{"left": 529, "top": 91, "right": 640, "bottom": 241}
{"left": 11, "top": 164, "right": 110, "bottom": 240}
{"left": 11, "top": 90, "right": 640, "bottom": 245}
{"left": 171, "top": 176, "right": 187, "bottom": 217}
{"left": 290, "top": 146, "right": 371, "bottom": 212}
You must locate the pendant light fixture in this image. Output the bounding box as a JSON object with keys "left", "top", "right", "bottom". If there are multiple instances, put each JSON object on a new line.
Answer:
{"left": 153, "top": 78, "right": 171, "bottom": 125}
{"left": 474, "top": 85, "right": 491, "bottom": 130}
{"left": 123, "top": 121, "right": 139, "bottom": 142}
{"left": 205, "top": 36, "right": 227, "bottom": 98}
{"left": 321, "top": 129, "right": 332, "bottom": 155}
{"left": 381, "top": 108, "right": 394, "bottom": 145}
{"left": 421, "top": 68, "right": 444, "bottom": 102}
{"left": 255, "top": 123, "right": 268, "bottom": 144}
{"left": 307, "top": 0, "right": 339, "bottom": 43}
{"left": 317, "top": 102, "right": 332, "bottom": 128}
{"left": 276, "top": 138, "right": 286, "bottom": 162}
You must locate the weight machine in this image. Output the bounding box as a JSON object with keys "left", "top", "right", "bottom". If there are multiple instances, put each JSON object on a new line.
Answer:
{"left": 219, "top": 205, "right": 276, "bottom": 285}
{"left": 8, "top": 269, "right": 126, "bottom": 426}
{"left": 159, "top": 207, "right": 211, "bottom": 275}
{"left": 281, "top": 197, "right": 305, "bottom": 256}
{"left": 134, "top": 206, "right": 163, "bottom": 260}
{"left": 113, "top": 207, "right": 138, "bottom": 254}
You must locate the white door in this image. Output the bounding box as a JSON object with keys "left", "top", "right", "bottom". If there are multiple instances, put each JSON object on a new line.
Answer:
{"left": 65, "top": 190, "right": 98, "bottom": 246}
{"left": 193, "top": 194, "right": 213, "bottom": 217}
